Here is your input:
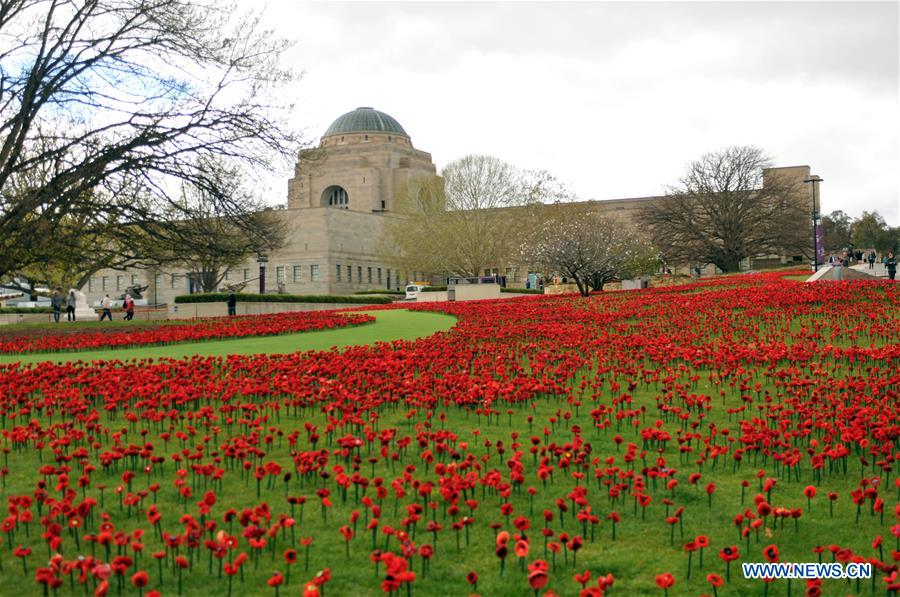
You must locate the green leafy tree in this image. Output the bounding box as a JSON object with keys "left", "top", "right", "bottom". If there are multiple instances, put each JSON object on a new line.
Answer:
{"left": 851, "top": 211, "right": 899, "bottom": 254}
{"left": 820, "top": 210, "right": 853, "bottom": 252}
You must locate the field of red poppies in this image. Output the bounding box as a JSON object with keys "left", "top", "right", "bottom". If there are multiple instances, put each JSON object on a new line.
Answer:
{"left": 0, "top": 311, "right": 373, "bottom": 354}
{"left": 0, "top": 272, "right": 897, "bottom": 597}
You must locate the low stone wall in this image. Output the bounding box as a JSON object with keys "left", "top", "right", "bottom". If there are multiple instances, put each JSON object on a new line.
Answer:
{"left": 415, "top": 291, "right": 449, "bottom": 303}
{"left": 169, "top": 301, "right": 380, "bottom": 319}
{"left": 453, "top": 284, "right": 501, "bottom": 301}
{"left": 543, "top": 284, "right": 579, "bottom": 295}
{"left": 414, "top": 284, "right": 503, "bottom": 303}
{"left": 0, "top": 312, "right": 54, "bottom": 326}
{"left": 0, "top": 307, "right": 170, "bottom": 325}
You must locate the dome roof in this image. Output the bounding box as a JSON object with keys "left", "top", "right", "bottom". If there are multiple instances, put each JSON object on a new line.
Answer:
{"left": 323, "top": 107, "right": 408, "bottom": 138}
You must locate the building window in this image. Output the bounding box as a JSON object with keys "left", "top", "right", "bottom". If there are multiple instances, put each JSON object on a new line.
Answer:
{"left": 380, "top": 200, "right": 386, "bottom": 210}
{"left": 364, "top": 134, "right": 368, "bottom": 141}
{"left": 377, "top": 268, "right": 382, "bottom": 284}
{"left": 88, "top": 278, "right": 93, "bottom": 292}
{"left": 171, "top": 274, "right": 178, "bottom": 289}
{"left": 310, "top": 264, "right": 319, "bottom": 282}
{"left": 102, "top": 276, "right": 108, "bottom": 291}
{"left": 387, "top": 269, "right": 391, "bottom": 289}
{"left": 155, "top": 274, "right": 162, "bottom": 289}
{"left": 276, "top": 266, "right": 285, "bottom": 283}
{"left": 346, "top": 265, "right": 351, "bottom": 282}
{"left": 293, "top": 265, "right": 302, "bottom": 283}
{"left": 224, "top": 270, "right": 230, "bottom": 281}
{"left": 357, "top": 266, "right": 362, "bottom": 283}
{"left": 336, "top": 264, "right": 342, "bottom": 282}
{"left": 243, "top": 268, "right": 250, "bottom": 281}
{"left": 322, "top": 185, "right": 349, "bottom": 209}
{"left": 116, "top": 275, "right": 124, "bottom": 290}
{"left": 367, "top": 267, "right": 372, "bottom": 284}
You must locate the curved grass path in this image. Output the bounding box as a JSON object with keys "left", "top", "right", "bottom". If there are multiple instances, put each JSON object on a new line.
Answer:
{"left": 0, "top": 309, "right": 456, "bottom": 365}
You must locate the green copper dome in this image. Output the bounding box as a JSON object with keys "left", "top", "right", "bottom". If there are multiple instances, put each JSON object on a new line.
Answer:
{"left": 323, "top": 107, "right": 408, "bottom": 138}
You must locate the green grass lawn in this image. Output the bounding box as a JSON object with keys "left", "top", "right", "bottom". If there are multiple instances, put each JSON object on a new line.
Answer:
{"left": 0, "top": 309, "right": 457, "bottom": 365}
{"left": 0, "top": 284, "right": 893, "bottom": 597}
{"left": 0, "top": 366, "right": 883, "bottom": 597}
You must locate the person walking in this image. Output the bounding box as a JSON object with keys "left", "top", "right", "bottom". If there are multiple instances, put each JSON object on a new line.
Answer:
{"left": 227, "top": 291, "right": 237, "bottom": 316}
{"left": 99, "top": 294, "right": 112, "bottom": 321}
{"left": 50, "top": 289, "right": 63, "bottom": 323}
{"left": 887, "top": 253, "right": 897, "bottom": 281}
{"left": 868, "top": 251, "right": 876, "bottom": 270}
{"left": 123, "top": 294, "right": 135, "bottom": 320}
{"left": 66, "top": 290, "right": 77, "bottom": 322}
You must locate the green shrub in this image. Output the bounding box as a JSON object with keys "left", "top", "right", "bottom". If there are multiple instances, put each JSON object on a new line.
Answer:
{"left": 354, "top": 290, "right": 404, "bottom": 296}
{"left": 0, "top": 307, "right": 54, "bottom": 314}
{"left": 501, "top": 287, "right": 544, "bottom": 294}
{"left": 174, "top": 293, "right": 392, "bottom": 305}
{"left": 419, "top": 286, "right": 448, "bottom": 292}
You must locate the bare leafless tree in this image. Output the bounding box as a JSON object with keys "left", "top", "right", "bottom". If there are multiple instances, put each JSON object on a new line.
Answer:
{"left": 148, "top": 158, "right": 288, "bottom": 293}
{"left": 639, "top": 146, "right": 808, "bottom": 272}
{"left": 0, "top": 0, "right": 302, "bottom": 281}
{"left": 380, "top": 155, "right": 569, "bottom": 278}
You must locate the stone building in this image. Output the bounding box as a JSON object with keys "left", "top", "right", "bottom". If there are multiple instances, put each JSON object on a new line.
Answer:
{"left": 83, "top": 106, "right": 817, "bottom": 306}
{"left": 85, "top": 107, "right": 437, "bottom": 305}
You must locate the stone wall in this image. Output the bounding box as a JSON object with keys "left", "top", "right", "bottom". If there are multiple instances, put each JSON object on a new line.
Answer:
{"left": 169, "top": 301, "right": 379, "bottom": 319}
{"left": 287, "top": 134, "right": 436, "bottom": 213}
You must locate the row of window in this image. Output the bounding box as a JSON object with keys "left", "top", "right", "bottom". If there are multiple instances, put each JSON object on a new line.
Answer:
{"left": 334, "top": 264, "right": 390, "bottom": 286}
{"left": 88, "top": 262, "right": 403, "bottom": 294}
{"left": 248, "top": 264, "right": 392, "bottom": 286}
{"left": 87, "top": 274, "right": 140, "bottom": 292}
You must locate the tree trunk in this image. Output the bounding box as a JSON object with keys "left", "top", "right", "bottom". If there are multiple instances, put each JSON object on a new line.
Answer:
{"left": 573, "top": 275, "right": 590, "bottom": 297}
{"left": 200, "top": 268, "right": 221, "bottom": 293}
{"left": 714, "top": 257, "right": 741, "bottom": 273}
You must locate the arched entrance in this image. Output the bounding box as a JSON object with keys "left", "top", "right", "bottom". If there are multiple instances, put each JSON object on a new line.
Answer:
{"left": 322, "top": 185, "right": 349, "bottom": 209}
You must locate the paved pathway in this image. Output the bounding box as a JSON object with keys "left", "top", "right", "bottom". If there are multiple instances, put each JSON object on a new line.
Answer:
{"left": 849, "top": 262, "right": 889, "bottom": 278}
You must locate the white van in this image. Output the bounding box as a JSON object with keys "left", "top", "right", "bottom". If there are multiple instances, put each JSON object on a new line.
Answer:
{"left": 405, "top": 284, "right": 426, "bottom": 300}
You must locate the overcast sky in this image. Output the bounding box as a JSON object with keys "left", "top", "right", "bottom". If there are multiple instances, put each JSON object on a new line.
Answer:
{"left": 251, "top": 1, "right": 900, "bottom": 224}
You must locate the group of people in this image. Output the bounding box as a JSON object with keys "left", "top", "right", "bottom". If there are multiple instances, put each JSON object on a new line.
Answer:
{"left": 50, "top": 290, "right": 136, "bottom": 322}
{"left": 50, "top": 289, "right": 78, "bottom": 323}
{"left": 98, "top": 293, "right": 135, "bottom": 321}
{"left": 826, "top": 249, "right": 897, "bottom": 279}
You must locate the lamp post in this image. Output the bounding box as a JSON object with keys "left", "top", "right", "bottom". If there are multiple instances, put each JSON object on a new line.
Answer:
{"left": 257, "top": 254, "right": 268, "bottom": 294}
{"left": 803, "top": 176, "right": 823, "bottom": 272}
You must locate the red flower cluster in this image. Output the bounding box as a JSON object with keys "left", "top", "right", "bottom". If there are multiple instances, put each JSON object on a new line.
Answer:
{"left": 0, "top": 272, "right": 895, "bottom": 594}
{"left": 0, "top": 311, "right": 372, "bottom": 354}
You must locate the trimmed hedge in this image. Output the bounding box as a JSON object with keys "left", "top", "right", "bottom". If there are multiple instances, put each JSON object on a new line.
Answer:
{"left": 354, "top": 290, "right": 404, "bottom": 296}
{"left": 174, "top": 293, "right": 392, "bottom": 305}
{"left": 501, "top": 287, "right": 544, "bottom": 294}
{"left": 0, "top": 307, "right": 54, "bottom": 314}
{"left": 419, "top": 286, "right": 448, "bottom": 292}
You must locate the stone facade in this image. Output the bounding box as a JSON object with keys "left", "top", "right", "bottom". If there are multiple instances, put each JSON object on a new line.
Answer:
{"left": 85, "top": 108, "right": 437, "bottom": 306}
{"left": 82, "top": 107, "right": 818, "bottom": 306}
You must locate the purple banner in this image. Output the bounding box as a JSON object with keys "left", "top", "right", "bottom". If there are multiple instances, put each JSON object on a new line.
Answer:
{"left": 815, "top": 226, "right": 825, "bottom": 265}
